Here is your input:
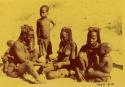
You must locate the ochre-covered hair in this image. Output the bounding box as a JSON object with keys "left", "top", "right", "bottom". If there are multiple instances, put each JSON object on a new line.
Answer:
{"left": 19, "top": 24, "right": 34, "bottom": 46}
{"left": 87, "top": 26, "right": 101, "bottom": 44}
{"left": 60, "top": 27, "right": 73, "bottom": 43}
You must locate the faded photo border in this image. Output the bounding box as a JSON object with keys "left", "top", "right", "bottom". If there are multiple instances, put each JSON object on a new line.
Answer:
{"left": 0, "top": 0, "right": 124, "bottom": 87}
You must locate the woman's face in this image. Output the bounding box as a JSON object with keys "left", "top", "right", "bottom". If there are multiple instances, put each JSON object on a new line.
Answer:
{"left": 89, "top": 31, "right": 98, "bottom": 46}
{"left": 27, "top": 33, "right": 34, "bottom": 43}
{"left": 62, "top": 31, "right": 68, "bottom": 42}
{"left": 23, "top": 31, "right": 34, "bottom": 43}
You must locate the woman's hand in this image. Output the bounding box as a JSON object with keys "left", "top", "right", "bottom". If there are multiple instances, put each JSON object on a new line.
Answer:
{"left": 77, "top": 72, "right": 84, "bottom": 82}
{"left": 54, "top": 62, "right": 62, "bottom": 68}
{"left": 88, "top": 67, "right": 94, "bottom": 74}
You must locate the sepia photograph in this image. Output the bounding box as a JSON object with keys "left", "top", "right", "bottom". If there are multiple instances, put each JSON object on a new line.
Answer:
{"left": 0, "top": 0, "right": 124, "bottom": 87}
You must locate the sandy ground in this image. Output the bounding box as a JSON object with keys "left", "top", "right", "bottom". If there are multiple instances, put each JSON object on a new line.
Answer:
{"left": 0, "top": 66, "right": 124, "bottom": 87}
{"left": 0, "top": 0, "right": 124, "bottom": 87}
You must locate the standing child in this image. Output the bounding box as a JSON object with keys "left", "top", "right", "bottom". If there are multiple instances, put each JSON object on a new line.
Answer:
{"left": 37, "top": 5, "right": 55, "bottom": 63}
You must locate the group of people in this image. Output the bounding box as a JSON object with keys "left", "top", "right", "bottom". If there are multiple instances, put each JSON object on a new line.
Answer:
{"left": 1, "top": 5, "right": 112, "bottom": 84}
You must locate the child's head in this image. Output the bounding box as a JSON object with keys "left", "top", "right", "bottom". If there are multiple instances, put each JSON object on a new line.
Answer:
{"left": 7, "top": 40, "right": 15, "bottom": 47}
{"left": 100, "top": 42, "right": 112, "bottom": 55}
{"left": 87, "top": 27, "right": 101, "bottom": 46}
{"left": 40, "top": 5, "right": 49, "bottom": 18}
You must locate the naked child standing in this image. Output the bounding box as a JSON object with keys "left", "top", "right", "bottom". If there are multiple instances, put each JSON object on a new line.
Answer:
{"left": 36, "top": 5, "right": 55, "bottom": 62}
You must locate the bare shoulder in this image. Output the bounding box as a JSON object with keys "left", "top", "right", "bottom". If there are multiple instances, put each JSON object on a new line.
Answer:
{"left": 78, "top": 51, "right": 87, "bottom": 58}
{"left": 37, "top": 19, "right": 41, "bottom": 23}
{"left": 79, "top": 44, "right": 88, "bottom": 52}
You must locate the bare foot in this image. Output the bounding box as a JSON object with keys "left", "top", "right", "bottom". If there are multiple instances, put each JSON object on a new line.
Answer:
{"left": 35, "top": 74, "right": 47, "bottom": 84}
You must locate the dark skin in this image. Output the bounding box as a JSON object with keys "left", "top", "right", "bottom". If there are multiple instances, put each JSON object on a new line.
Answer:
{"left": 6, "top": 28, "right": 46, "bottom": 83}
{"left": 86, "top": 55, "right": 112, "bottom": 82}
{"left": 76, "top": 31, "right": 100, "bottom": 81}
{"left": 88, "top": 43, "right": 112, "bottom": 79}
{"left": 75, "top": 52, "right": 88, "bottom": 81}
{"left": 40, "top": 30, "right": 76, "bottom": 79}
{"left": 37, "top": 6, "right": 55, "bottom": 57}
{"left": 54, "top": 31, "right": 76, "bottom": 68}
{"left": 41, "top": 31, "right": 73, "bottom": 73}
{"left": 2, "top": 40, "right": 15, "bottom": 73}
{"left": 40, "top": 7, "right": 55, "bottom": 26}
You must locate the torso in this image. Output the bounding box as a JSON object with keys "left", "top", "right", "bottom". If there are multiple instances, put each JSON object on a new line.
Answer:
{"left": 57, "top": 41, "right": 77, "bottom": 62}
{"left": 9, "top": 40, "right": 29, "bottom": 64}
{"left": 58, "top": 43, "right": 71, "bottom": 62}
{"left": 37, "top": 18, "right": 51, "bottom": 39}
{"left": 80, "top": 43, "right": 100, "bottom": 69}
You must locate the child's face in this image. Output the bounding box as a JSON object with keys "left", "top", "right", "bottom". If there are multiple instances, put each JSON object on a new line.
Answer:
{"left": 90, "top": 31, "right": 98, "bottom": 46}
{"left": 40, "top": 7, "right": 48, "bottom": 18}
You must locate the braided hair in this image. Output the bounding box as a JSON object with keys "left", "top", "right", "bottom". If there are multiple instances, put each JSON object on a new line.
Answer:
{"left": 18, "top": 24, "right": 35, "bottom": 49}
{"left": 86, "top": 26, "right": 101, "bottom": 45}
{"left": 60, "top": 27, "right": 73, "bottom": 44}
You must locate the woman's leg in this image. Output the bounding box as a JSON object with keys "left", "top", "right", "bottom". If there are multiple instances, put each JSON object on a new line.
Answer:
{"left": 6, "top": 63, "right": 20, "bottom": 78}
{"left": 17, "top": 62, "right": 46, "bottom": 83}
{"left": 46, "top": 68, "right": 69, "bottom": 79}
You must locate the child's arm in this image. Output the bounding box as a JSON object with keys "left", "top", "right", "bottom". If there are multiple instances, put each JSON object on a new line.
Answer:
{"left": 98, "top": 54, "right": 112, "bottom": 73}
{"left": 36, "top": 20, "right": 41, "bottom": 40}
{"left": 3, "top": 61, "right": 9, "bottom": 72}
{"left": 88, "top": 55, "right": 112, "bottom": 77}
{"left": 50, "top": 19, "right": 56, "bottom": 27}
{"left": 2, "top": 54, "right": 11, "bottom": 72}
{"left": 7, "top": 55, "right": 14, "bottom": 60}
{"left": 101, "top": 55, "right": 112, "bottom": 73}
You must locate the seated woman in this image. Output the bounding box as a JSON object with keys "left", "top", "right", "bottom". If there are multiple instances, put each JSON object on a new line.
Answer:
{"left": 38, "top": 27, "right": 77, "bottom": 79}
{"left": 2, "top": 25, "right": 46, "bottom": 84}
{"left": 76, "top": 27, "right": 112, "bottom": 82}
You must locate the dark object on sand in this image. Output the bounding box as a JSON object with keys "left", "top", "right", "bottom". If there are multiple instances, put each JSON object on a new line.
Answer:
{"left": 113, "top": 63, "right": 123, "bottom": 70}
